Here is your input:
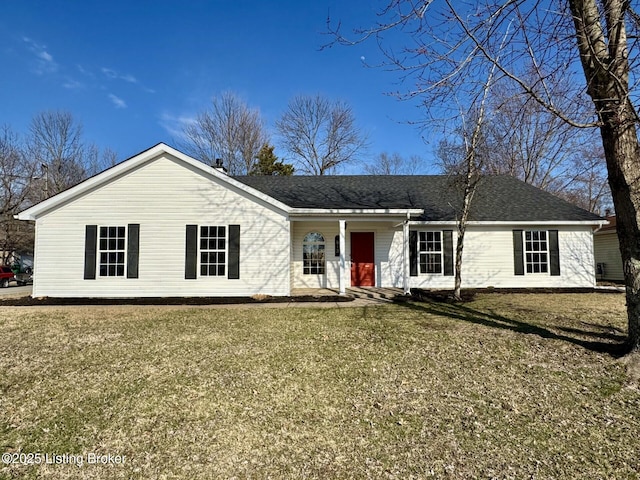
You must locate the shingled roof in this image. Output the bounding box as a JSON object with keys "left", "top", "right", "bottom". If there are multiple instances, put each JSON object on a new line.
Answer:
{"left": 234, "top": 175, "right": 603, "bottom": 222}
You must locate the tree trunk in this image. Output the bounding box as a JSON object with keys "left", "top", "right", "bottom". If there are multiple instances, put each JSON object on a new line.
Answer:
{"left": 568, "top": 0, "right": 640, "bottom": 352}
{"left": 599, "top": 103, "right": 640, "bottom": 352}
{"left": 454, "top": 181, "right": 474, "bottom": 301}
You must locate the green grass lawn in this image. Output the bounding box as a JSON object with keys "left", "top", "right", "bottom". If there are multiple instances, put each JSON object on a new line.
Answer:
{"left": 1, "top": 293, "right": 639, "bottom": 479}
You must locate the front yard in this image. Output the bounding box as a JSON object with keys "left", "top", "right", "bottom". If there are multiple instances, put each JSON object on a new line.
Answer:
{"left": 1, "top": 293, "right": 639, "bottom": 479}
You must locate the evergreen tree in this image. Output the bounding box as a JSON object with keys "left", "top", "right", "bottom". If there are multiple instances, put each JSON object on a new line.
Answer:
{"left": 250, "top": 144, "right": 294, "bottom": 176}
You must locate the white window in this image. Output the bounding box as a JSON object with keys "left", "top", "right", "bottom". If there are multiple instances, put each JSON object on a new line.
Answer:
{"left": 200, "top": 226, "right": 226, "bottom": 276}
{"left": 525, "top": 230, "right": 548, "bottom": 273}
{"left": 419, "top": 231, "right": 442, "bottom": 274}
{"left": 99, "top": 226, "right": 126, "bottom": 277}
{"left": 303, "top": 232, "right": 325, "bottom": 274}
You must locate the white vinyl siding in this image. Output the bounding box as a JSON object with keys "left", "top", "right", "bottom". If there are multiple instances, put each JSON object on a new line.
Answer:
{"left": 32, "top": 153, "right": 290, "bottom": 297}
{"left": 388, "top": 225, "right": 596, "bottom": 289}
{"left": 594, "top": 231, "right": 624, "bottom": 281}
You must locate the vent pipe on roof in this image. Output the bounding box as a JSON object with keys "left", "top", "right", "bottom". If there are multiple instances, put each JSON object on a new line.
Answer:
{"left": 214, "top": 158, "right": 227, "bottom": 174}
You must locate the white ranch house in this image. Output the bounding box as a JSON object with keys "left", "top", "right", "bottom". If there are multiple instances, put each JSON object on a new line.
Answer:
{"left": 17, "top": 143, "right": 605, "bottom": 298}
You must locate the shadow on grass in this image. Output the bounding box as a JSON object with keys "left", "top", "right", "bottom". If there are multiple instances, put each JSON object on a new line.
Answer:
{"left": 401, "top": 298, "right": 628, "bottom": 357}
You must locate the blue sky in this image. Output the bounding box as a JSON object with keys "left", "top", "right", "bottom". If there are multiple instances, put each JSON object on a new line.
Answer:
{"left": 1, "top": 1, "right": 440, "bottom": 173}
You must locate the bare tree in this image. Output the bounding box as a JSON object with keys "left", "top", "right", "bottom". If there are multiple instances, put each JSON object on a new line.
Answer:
{"left": 330, "top": 1, "right": 640, "bottom": 353}
{"left": 0, "top": 126, "right": 37, "bottom": 264}
{"left": 182, "top": 91, "right": 268, "bottom": 175}
{"left": 363, "top": 152, "right": 420, "bottom": 175}
{"left": 560, "top": 145, "right": 611, "bottom": 214}
{"left": 85, "top": 145, "right": 120, "bottom": 177}
{"left": 449, "top": 30, "right": 504, "bottom": 301}
{"left": 276, "top": 94, "right": 367, "bottom": 175}
{"left": 440, "top": 76, "right": 610, "bottom": 213}
{"left": 27, "top": 111, "right": 88, "bottom": 197}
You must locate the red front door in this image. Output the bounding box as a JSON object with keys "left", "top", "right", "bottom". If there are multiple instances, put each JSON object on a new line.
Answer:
{"left": 351, "top": 232, "right": 375, "bottom": 286}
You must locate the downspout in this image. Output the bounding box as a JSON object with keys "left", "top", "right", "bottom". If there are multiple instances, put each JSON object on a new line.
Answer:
{"left": 403, "top": 212, "right": 410, "bottom": 295}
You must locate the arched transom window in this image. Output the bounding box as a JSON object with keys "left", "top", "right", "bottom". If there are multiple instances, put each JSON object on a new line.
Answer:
{"left": 303, "top": 232, "right": 325, "bottom": 275}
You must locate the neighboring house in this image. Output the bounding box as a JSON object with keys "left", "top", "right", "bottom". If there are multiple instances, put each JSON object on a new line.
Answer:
{"left": 16, "top": 143, "right": 605, "bottom": 298}
{"left": 594, "top": 215, "right": 624, "bottom": 282}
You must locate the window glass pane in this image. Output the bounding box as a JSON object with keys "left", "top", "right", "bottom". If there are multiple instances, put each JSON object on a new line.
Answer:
{"left": 304, "top": 232, "right": 325, "bottom": 243}
{"left": 524, "top": 231, "right": 549, "bottom": 274}
{"left": 417, "top": 232, "right": 442, "bottom": 274}
{"left": 199, "top": 225, "right": 227, "bottom": 276}
{"left": 303, "top": 233, "right": 325, "bottom": 274}
{"left": 98, "top": 225, "right": 127, "bottom": 277}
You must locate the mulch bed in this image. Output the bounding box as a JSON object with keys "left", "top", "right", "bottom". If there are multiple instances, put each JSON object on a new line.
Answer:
{"left": 0, "top": 295, "right": 355, "bottom": 307}
{"left": 410, "top": 287, "right": 623, "bottom": 304}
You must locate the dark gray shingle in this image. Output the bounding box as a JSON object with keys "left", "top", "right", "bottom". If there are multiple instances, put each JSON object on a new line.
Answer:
{"left": 234, "top": 175, "right": 602, "bottom": 222}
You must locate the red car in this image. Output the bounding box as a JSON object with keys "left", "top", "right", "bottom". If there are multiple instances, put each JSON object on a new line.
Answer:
{"left": 0, "top": 265, "right": 15, "bottom": 288}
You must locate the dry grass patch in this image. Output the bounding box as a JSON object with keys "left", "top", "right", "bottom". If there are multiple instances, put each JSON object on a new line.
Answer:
{"left": 1, "top": 293, "right": 639, "bottom": 479}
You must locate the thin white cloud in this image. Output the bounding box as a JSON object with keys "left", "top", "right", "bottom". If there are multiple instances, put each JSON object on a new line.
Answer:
{"left": 22, "top": 36, "right": 58, "bottom": 75}
{"left": 62, "top": 78, "right": 83, "bottom": 89}
{"left": 108, "top": 94, "right": 127, "bottom": 109}
{"left": 101, "top": 67, "right": 137, "bottom": 84}
{"left": 38, "top": 51, "right": 53, "bottom": 62}
{"left": 159, "top": 112, "right": 196, "bottom": 140}
{"left": 77, "top": 64, "right": 95, "bottom": 78}
{"left": 120, "top": 74, "right": 137, "bottom": 84}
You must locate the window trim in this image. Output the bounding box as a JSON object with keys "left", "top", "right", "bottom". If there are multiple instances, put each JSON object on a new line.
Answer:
{"left": 523, "top": 230, "right": 550, "bottom": 274}
{"left": 98, "top": 225, "right": 127, "bottom": 278}
{"left": 199, "top": 225, "right": 227, "bottom": 277}
{"left": 303, "top": 231, "right": 326, "bottom": 275}
{"left": 418, "top": 231, "right": 443, "bottom": 274}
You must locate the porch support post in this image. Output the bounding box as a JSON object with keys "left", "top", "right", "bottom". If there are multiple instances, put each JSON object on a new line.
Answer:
{"left": 339, "top": 219, "right": 346, "bottom": 295}
{"left": 403, "top": 219, "right": 410, "bottom": 294}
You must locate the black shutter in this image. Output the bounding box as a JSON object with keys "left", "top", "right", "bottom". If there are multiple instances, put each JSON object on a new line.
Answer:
{"left": 127, "top": 224, "right": 140, "bottom": 279}
{"left": 513, "top": 230, "right": 524, "bottom": 276}
{"left": 409, "top": 230, "right": 418, "bottom": 277}
{"left": 185, "top": 225, "right": 198, "bottom": 279}
{"left": 84, "top": 225, "right": 97, "bottom": 280}
{"left": 443, "top": 230, "right": 454, "bottom": 276}
{"left": 335, "top": 235, "right": 340, "bottom": 257}
{"left": 228, "top": 224, "right": 240, "bottom": 279}
{"left": 549, "top": 230, "right": 560, "bottom": 276}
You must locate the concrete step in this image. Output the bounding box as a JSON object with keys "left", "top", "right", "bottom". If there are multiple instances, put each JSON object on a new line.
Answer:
{"left": 346, "top": 287, "right": 405, "bottom": 301}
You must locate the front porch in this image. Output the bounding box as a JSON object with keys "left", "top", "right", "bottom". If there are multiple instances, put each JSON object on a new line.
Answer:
{"left": 291, "top": 217, "right": 415, "bottom": 294}
{"left": 292, "top": 287, "right": 405, "bottom": 302}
